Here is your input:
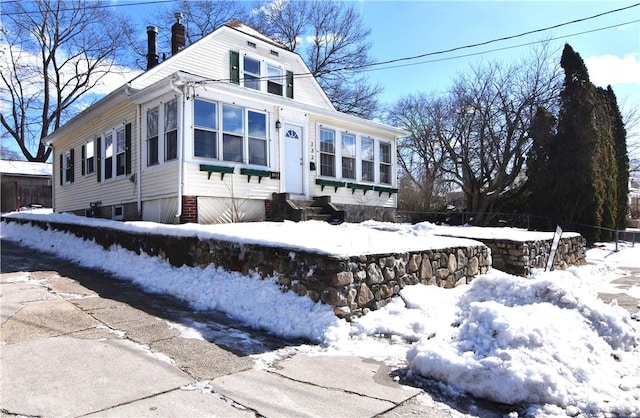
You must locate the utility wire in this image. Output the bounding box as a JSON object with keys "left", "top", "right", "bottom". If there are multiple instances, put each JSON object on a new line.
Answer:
{"left": 334, "top": 2, "right": 640, "bottom": 73}
{"left": 1, "top": 0, "right": 175, "bottom": 15}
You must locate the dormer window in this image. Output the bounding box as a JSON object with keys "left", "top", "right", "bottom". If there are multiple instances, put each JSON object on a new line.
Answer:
{"left": 229, "top": 50, "right": 294, "bottom": 99}
{"left": 243, "top": 56, "right": 261, "bottom": 91}
{"left": 267, "top": 64, "right": 283, "bottom": 95}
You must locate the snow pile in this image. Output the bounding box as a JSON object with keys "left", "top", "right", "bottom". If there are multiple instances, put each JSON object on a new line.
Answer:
{"left": 0, "top": 220, "right": 348, "bottom": 344}
{"left": 2, "top": 213, "right": 639, "bottom": 416}
{"left": 406, "top": 270, "right": 640, "bottom": 415}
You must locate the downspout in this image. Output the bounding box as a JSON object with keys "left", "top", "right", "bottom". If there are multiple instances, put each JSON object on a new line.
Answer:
{"left": 170, "top": 74, "right": 186, "bottom": 220}
{"left": 136, "top": 104, "right": 142, "bottom": 216}
{"left": 125, "top": 83, "right": 143, "bottom": 217}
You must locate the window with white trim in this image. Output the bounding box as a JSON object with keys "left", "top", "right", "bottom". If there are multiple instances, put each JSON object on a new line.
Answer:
{"left": 243, "top": 56, "right": 261, "bottom": 91}
{"left": 379, "top": 142, "right": 392, "bottom": 184}
{"left": 164, "top": 99, "right": 177, "bottom": 161}
{"left": 266, "top": 64, "right": 283, "bottom": 95}
{"left": 147, "top": 107, "right": 159, "bottom": 166}
{"left": 361, "top": 137, "right": 374, "bottom": 182}
{"left": 83, "top": 140, "right": 95, "bottom": 175}
{"left": 102, "top": 126, "right": 125, "bottom": 180}
{"left": 63, "top": 150, "right": 73, "bottom": 184}
{"left": 194, "top": 99, "right": 217, "bottom": 158}
{"left": 341, "top": 133, "right": 356, "bottom": 180}
{"left": 319, "top": 128, "right": 335, "bottom": 177}
{"left": 194, "top": 99, "right": 269, "bottom": 166}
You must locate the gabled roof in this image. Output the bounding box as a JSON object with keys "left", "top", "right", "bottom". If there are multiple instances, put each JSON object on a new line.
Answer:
{"left": 224, "top": 19, "right": 288, "bottom": 50}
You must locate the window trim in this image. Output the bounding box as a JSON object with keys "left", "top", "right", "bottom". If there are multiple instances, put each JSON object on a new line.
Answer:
{"left": 192, "top": 98, "right": 270, "bottom": 168}
{"left": 316, "top": 124, "right": 395, "bottom": 187}
{"left": 143, "top": 96, "right": 180, "bottom": 169}
{"left": 82, "top": 140, "right": 95, "bottom": 176}
{"left": 99, "top": 123, "right": 131, "bottom": 182}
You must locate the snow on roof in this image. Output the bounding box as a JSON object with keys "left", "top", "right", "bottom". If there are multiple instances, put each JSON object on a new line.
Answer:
{"left": 0, "top": 160, "right": 52, "bottom": 177}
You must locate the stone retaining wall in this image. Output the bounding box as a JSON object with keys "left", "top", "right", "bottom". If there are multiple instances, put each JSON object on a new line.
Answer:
{"left": 4, "top": 217, "right": 490, "bottom": 320}
{"left": 482, "top": 235, "right": 587, "bottom": 276}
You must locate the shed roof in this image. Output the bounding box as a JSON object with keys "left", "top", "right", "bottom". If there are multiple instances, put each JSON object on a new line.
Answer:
{"left": 0, "top": 160, "right": 53, "bottom": 177}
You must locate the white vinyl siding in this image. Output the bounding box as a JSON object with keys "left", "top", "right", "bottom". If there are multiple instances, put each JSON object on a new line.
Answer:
{"left": 52, "top": 101, "right": 138, "bottom": 213}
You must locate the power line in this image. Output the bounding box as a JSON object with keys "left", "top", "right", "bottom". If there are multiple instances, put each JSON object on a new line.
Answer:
{"left": 1, "top": 0, "right": 175, "bottom": 16}
{"left": 364, "top": 19, "right": 640, "bottom": 74}
{"left": 340, "top": 2, "right": 640, "bottom": 73}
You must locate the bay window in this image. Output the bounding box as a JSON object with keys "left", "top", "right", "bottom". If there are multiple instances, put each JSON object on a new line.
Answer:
{"left": 248, "top": 110, "right": 267, "bottom": 166}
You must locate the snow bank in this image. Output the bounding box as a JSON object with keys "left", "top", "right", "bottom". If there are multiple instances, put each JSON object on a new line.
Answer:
{"left": 406, "top": 270, "right": 640, "bottom": 415}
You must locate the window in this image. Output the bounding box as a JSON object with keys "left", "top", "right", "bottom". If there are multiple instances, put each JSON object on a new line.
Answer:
{"left": 113, "top": 205, "right": 124, "bottom": 220}
{"left": 194, "top": 99, "right": 217, "bottom": 158}
{"left": 319, "top": 128, "right": 335, "bottom": 177}
{"left": 267, "top": 64, "right": 283, "bottom": 95}
{"left": 243, "top": 56, "right": 261, "bottom": 91}
{"left": 147, "top": 107, "right": 159, "bottom": 166}
{"left": 116, "top": 128, "right": 126, "bottom": 176}
{"left": 230, "top": 51, "right": 293, "bottom": 98}
{"left": 83, "top": 140, "right": 95, "bottom": 175}
{"left": 248, "top": 110, "right": 267, "bottom": 165}
{"left": 61, "top": 150, "right": 74, "bottom": 184}
{"left": 379, "top": 142, "right": 392, "bottom": 184}
{"left": 165, "top": 99, "right": 178, "bottom": 161}
{"left": 341, "top": 133, "right": 356, "bottom": 179}
{"left": 104, "top": 132, "right": 113, "bottom": 180}
{"left": 361, "top": 138, "right": 374, "bottom": 182}
{"left": 222, "top": 104, "right": 244, "bottom": 162}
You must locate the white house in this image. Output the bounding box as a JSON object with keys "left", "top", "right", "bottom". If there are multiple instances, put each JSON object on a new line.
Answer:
{"left": 43, "top": 17, "right": 405, "bottom": 224}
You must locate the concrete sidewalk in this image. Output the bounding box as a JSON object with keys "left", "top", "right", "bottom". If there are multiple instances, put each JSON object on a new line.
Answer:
{"left": 0, "top": 243, "right": 453, "bottom": 418}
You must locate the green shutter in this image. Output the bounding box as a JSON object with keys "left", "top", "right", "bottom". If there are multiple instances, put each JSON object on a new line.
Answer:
{"left": 69, "top": 148, "right": 75, "bottom": 183}
{"left": 96, "top": 136, "right": 102, "bottom": 182}
{"left": 59, "top": 154, "right": 63, "bottom": 186}
{"left": 125, "top": 123, "right": 132, "bottom": 175}
{"left": 230, "top": 51, "right": 240, "bottom": 85}
{"left": 286, "top": 70, "right": 294, "bottom": 99}
{"left": 81, "top": 144, "right": 86, "bottom": 176}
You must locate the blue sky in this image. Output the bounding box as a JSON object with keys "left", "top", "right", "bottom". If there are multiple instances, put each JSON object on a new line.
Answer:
{"left": 355, "top": 1, "right": 639, "bottom": 108}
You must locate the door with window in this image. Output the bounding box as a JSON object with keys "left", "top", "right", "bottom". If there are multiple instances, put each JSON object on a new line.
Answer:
{"left": 284, "top": 124, "right": 304, "bottom": 195}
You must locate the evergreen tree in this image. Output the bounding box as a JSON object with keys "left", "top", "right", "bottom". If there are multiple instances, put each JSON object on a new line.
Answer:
{"left": 526, "top": 44, "right": 629, "bottom": 243}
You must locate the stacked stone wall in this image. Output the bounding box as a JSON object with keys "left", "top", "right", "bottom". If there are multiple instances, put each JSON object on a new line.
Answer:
{"left": 4, "top": 217, "right": 490, "bottom": 320}
{"left": 483, "top": 235, "right": 586, "bottom": 276}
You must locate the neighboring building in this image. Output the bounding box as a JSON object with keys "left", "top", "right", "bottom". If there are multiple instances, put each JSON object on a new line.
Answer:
{"left": 43, "top": 17, "right": 404, "bottom": 224}
{"left": 0, "top": 160, "right": 52, "bottom": 212}
{"left": 630, "top": 176, "right": 640, "bottom": 228}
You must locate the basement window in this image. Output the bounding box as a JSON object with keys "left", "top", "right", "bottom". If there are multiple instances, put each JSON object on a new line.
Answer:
{"left": 112, "top": 205, "right": 124, "bottom": 220}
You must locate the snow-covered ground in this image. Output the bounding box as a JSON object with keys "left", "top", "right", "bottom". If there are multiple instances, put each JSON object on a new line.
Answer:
{"left": 2, "top": 211, "right": 639, "bottom": 417}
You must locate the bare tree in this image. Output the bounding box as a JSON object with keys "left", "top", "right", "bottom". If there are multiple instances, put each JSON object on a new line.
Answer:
{"left": 386, "top": 93, "right": 452, "bottom": 211}
{"left": 387, "top": 44, "right": 561, "bottom": 223}
{"left": 249, "top": 0, "right": 382, "bottom": 118}
{"left": 442, "top": 47, "right": 561, "bottom": 223}
{"left": 0, "top": 0, "right": 133, "bottom": 162}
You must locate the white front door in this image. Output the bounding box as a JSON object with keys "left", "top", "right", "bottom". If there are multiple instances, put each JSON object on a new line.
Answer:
{"left": 284, "top": 124, "right": 304, "bottom": 195}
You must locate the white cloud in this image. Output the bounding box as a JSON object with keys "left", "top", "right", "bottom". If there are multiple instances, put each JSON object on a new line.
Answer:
{"left": 585, "top": 53, "right": 640, "bottom": 88}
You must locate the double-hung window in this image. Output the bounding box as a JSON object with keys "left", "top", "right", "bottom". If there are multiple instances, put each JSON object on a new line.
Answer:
{"left": 104, "top": 132, "right": 114, "bottom": 180}
{"left": 361, "top": 138, "right": 375, "bottom": 182}
{"left": 164, "top": 99, "right": 178, "bottom": 161}
{"left": 83, "top": 140, "right": 95, "bottom": 175}
{"left": 379, "top": 142, "right": 392, "bottom": 184}
{"left": 222, "top": 104, "right": 244, "bottom": 162}
{"left": 243, "top": 56, "right": 261, "bottom": 91}
{"left": 63, "top": 150, "right": 74, "bottom": 184}
{"left": 319, "top": 129, "right": 336, "bottom": 177}
{"left": 341, "top": 133, "right": 356, "bottom": 180}
{"left": 248, "top": 110, "right": 267, "bottom": 165}
{"left": 147, "top": 107, "right": 159, "bottom": 166}
{"left": 194, "top": 99, "right": 218, "bottom": 158}
{"left": 267, "top": 64, "right": 283, "bottom": 95}
{"left": 115, "top": 128, "right": 126, "bottom": 176}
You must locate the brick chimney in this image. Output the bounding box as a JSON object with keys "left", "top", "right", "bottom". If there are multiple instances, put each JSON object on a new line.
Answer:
{"left": 171, "top": 12, "right": 186, "bottom": 56}
{"left": 146, "top": 26, "right": 159, "bottom": 70}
